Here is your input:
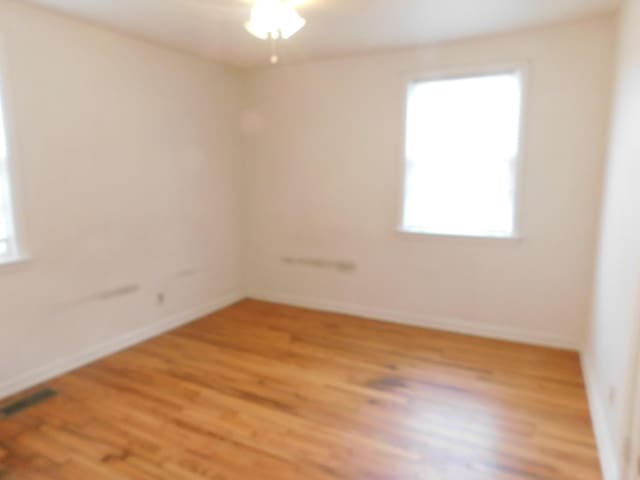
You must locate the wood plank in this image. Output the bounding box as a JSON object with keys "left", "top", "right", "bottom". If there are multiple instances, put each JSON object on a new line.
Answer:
{"left": 0, "top": 299, "right": 601, "bottom": 479}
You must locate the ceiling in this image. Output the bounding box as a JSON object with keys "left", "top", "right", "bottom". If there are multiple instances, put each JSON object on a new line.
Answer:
{"left": 25, "top": 0, "right": 620, "bottom": 67}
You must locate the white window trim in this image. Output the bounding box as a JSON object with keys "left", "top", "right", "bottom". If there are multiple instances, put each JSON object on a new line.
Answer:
{"left": 396, "top": 61, "right": 530, "bottom": 242}
{"left": 0, "top": 42, "right": 29, "bottom": 268}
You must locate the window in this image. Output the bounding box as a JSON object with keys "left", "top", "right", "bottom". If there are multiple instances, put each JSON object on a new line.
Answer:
{"left": 0, "top": 91, "right": 17, "bottom": 260}
{"left": 401, "top": 70, "right": 524, "bottom": 238}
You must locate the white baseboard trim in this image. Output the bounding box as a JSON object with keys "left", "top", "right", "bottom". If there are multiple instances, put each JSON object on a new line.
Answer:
{"left": 0, "top": 291, "right": 245, "bottom": 401}
{"left": 580, "top": 353, "right": 620, "bottom": 480}
{"left": 248, "top": 289, "right": 580, "bottom": 350}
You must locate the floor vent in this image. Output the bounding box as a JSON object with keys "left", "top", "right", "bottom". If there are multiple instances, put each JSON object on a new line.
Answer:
{"left": 0, "top": 388, "right": 58, "bottom": 418}
{"left": 0, "top": 468, "right": 24, "bottom": 479}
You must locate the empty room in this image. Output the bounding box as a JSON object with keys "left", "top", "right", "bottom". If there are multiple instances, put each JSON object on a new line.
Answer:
{"left": 0, "top": 0, "right": 639, "bottom": 478}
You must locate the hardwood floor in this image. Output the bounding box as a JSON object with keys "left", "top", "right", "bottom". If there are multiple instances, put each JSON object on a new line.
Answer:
{"left": 0, "top": 300, "right": 601, "bottom": 479}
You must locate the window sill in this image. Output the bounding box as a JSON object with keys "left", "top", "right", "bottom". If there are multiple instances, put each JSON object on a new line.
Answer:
{"left": 396, "top": 228, "right": 523, "bottom": 244}
{"left": 0, "top": 253, "right": 31, "bottom": 270}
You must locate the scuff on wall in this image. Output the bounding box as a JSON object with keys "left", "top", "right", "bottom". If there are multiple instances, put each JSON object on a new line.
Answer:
{"left": 281, "top": 257, "right": 357, "bottom": 273}
{"left": 57, "top": 284, "right": 140, "bottom": 310}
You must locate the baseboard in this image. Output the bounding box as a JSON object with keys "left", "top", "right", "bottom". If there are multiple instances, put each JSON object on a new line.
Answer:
{"left": 248, "top": 289, "right": 580, "bottom": 350}
{"left": 580, "top": 353, "right": 620, "bottom": 480}
{"left": 0, "top": 291, "right": 245, "bottom": 401}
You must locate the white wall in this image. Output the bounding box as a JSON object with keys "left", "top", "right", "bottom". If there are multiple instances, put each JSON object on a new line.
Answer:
{"left": 0, "top": 1, "right": 244, "bottom": 397}
{"left": 243, "top": 16, "right": 616, "bottom": 349}
{"left": 584, "top": 1, "right": 640, "bottom": 478}
{"left": 0, "top": 0, "right": 621, "bottom": 435}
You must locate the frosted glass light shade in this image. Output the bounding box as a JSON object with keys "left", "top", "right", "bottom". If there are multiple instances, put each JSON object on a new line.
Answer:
{"left": 245, "top": 0, "right": 306, "bottom": 40}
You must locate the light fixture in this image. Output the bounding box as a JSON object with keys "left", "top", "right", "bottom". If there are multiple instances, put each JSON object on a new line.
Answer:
{"left": 245, "top": 0, "right": 306, "bottom": 64}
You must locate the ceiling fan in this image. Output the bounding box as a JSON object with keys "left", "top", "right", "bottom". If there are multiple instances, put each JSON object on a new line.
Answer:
{"left": 190, "top": 0, "right": 309, "bottom": 64}
{"left": 245, "top": 0, "right": 306, "bottom": 63}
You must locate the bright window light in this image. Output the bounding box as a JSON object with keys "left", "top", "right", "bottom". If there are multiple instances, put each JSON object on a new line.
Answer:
{"left": 402, "top": 71, "right": 524, "bottom": 238}
{"left": 0, "top": 90, "right": 16, "bottom": 260}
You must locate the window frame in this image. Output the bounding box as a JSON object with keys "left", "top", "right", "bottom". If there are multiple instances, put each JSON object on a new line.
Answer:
{"left": 0, "top": 154, "right": 16, "bottom": 259}
{"left": 397, "top": 62, "right": 529, "bottom": 241}
{"left": 0, "top": 46, "right": 27, "bottom": 267}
